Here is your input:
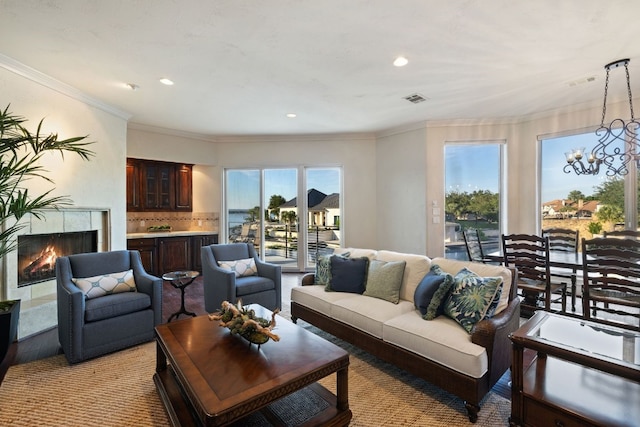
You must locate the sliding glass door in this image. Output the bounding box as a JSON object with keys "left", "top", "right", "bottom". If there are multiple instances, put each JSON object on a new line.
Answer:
{"left": 225, "top": 166, "right": 342, "bottom": 271}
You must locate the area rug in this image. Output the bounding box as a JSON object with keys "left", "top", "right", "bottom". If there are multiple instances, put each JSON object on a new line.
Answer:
{"left": 0, "top": 324, "right": 510, "bottom": 426}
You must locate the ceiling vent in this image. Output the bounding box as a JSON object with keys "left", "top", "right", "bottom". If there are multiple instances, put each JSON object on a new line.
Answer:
{"left": 403, "top": 93, "right": 428, "bottom": 104}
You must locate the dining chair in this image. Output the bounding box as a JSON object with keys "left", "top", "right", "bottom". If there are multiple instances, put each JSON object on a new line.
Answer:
{"left": 581, "top": 237, "right": 640, "bottom": 331}
{"left": 462, "top": 229, "right": 501, "bottom": 264}
{"left": 502, "top": 233, "right": 566, "bottom": 316}
{"left": 602, "top": 229, "right": 640, "bottom": 239}
{"left": 542, "top": 228, "right": 579, "bottom": 311}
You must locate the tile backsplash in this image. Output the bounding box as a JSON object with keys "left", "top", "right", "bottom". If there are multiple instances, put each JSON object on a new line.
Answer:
{"left": 126, "top": 211, "right": 219, "bottom": 233}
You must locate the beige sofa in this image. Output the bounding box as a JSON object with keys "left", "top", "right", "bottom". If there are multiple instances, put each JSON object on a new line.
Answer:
{"left": 290, "top": 248, "right": 520, "bottom": 423}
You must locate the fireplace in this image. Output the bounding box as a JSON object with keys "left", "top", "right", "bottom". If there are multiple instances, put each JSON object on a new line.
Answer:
{"left": 17, "top": 231, "right": 98, "bottom": 287}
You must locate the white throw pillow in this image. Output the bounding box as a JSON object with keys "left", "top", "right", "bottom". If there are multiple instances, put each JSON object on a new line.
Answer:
{"left": 218, "top": 258, "right": 258, "bottom": 277}
{"left": 72, "top": 269, "right": 137, "bottom": 299}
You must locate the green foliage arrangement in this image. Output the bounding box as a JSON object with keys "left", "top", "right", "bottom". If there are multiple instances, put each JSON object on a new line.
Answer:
{"left": 0, "top": 105, "right": 94, "bottom": 261}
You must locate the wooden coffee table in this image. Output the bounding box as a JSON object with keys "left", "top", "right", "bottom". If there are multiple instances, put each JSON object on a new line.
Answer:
{"left": 153, "top": 305, "right": 352, "bottom": 426}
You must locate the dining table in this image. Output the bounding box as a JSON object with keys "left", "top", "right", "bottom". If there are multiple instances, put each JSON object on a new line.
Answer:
{"left": 487, "top": 250, "right": 583, "bottom": 312}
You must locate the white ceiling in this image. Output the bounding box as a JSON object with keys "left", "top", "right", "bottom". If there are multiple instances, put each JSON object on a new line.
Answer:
{"left": 2, "top": 0, "right": 640, "bottom": 136}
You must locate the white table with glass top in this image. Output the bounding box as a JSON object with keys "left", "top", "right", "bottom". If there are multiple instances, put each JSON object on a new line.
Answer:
{"left": 509, "top": 311, "right": 640, "bottom": 427}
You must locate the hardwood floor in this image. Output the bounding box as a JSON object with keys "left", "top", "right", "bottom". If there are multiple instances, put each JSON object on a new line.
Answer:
{"left": 11, "top": 272, "right": 513, "bottom": 400}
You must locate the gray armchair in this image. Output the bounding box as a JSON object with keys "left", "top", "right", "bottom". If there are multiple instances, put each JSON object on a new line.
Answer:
{"left": 202, "top": 243, "right": 281, "bottom": 312}
{"left": 56, "top": 250, "right": 162, "bottom": 364}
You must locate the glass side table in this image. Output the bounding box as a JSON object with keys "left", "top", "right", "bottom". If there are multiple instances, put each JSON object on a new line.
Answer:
{"left": 162, "top": 270, "right": 200, "bottom": 322}
{"left": 509, "top": 311, "right": 640, "bottom": 427}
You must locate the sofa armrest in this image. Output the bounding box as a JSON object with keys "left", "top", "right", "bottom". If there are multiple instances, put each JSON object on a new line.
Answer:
{"left": 471, "top": 297, "right": 521, "bottom": 386}
{"left": 301, "top": 273, "right": 315, "bottom": 286}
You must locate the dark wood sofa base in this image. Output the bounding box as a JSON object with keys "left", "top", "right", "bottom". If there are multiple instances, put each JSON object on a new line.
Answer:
{"left": 291, "top": 298, "right": 520, "bottom": 423}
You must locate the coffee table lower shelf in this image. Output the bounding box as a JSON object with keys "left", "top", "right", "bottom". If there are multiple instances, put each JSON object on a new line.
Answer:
{"left": 154, "top": 365, "right": 352, "bottom": 427}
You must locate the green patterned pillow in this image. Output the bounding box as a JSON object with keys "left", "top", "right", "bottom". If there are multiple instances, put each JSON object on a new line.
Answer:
{"left": 423, "top": 264, "right": 455, "bottom": 320}
{"left": 444, "top": 268, "right": 503, "bottom": 333}
{"left": 315, "top": 252, "right": 350, "bottom": 289}
{"left": 72, "top": 269, "right": 137, "bottom": 300}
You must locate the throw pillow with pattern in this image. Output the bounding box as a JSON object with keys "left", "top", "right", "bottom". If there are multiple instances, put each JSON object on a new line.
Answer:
{"left": 218, "top": 258, "right": 258, "bottom": 277}
{"left": 72, "top": 269, "right": 137, "bottom": 300}
{"left": 443, "top": 268, "right": 503, "bottom": 333}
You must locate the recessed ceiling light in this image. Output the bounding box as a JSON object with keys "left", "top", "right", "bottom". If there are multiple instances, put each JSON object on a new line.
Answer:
{"left": 393, "top": 56, "right": 408, "bottom": 67}
{"left": 286, "top": 113, "right": 297, "bottom": 118}
{"left": 125, "top": 83, "right": 139, "bottom": 91}
{"left": 159, "top": 78, "right": 174, "bottom": 86}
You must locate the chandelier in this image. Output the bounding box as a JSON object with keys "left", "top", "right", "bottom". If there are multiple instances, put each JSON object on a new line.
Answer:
{"left": 564, "top": 58, "right": 640, "bottom": 176}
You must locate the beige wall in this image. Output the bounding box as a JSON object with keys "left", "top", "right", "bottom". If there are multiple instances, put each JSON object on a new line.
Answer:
{"left": 0, "top": 66, "right": 129, "bottom": 251}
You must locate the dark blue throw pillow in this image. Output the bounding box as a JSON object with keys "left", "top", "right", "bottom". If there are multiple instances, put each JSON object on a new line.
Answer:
{"left": 414, "top": 270, "right": 446, "bottom": 315}
{"left": 329, "top": 255, "right": 369, "bottom": 294}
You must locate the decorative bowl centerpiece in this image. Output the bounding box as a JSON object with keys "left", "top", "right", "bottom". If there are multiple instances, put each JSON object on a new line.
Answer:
{"left": 208, "top": 300, "right": 280, "bottom": 347}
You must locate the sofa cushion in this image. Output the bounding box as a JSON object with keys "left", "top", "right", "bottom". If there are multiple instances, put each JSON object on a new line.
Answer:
{"left": 328, "top": 256, "right": 369, "bottom": 293}
{"left": 363, "top": 260, "right": 406, "bottom": 303}
{"left": 431, "top": 257, "right": 512, "bottom": 315}
{"left": 332, "top": 296, "right": 415, "bottom": 338}
{"left": 291, "top": 284, "right": 360, "bottom": 317}
{"left": 316, "top": 252, "right": 351, "bottom": 289}
{"left": 335, "top": 247, "right": 377, "bottom": 260}
{"left": 72, "top": 269, "right": 137, "bottom": 300}
{"left": 84, "top": 292, "right": 151, "bottom": 322}
{"left": 382, "top": 310, "right": 488, "bottom": 379}
{"left": 235, "top": 275, "right": 275, "bottom": 296}
{"left": 424, "top": 264, "right": 455, "bottom": 320}
{"left": 374, "top": 250, "right": 431, "bottom": 302}
{"left": 444, "top": 268, "right": 503, "bottom": 333}
{"left": 218, "top": 258, "right": 257, "bottom": 277}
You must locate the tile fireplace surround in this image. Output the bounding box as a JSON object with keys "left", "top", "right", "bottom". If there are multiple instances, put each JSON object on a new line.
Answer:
{"left": 2, "top": 208, "right": 110, "bottom": 339}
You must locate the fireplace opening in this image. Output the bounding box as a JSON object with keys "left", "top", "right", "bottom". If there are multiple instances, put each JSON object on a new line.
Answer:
{"left": 17, "top": 231, "right": 98, "bottom": 287}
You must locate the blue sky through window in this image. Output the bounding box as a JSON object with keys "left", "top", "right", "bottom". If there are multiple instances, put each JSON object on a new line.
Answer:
{"left": 541, "top": 133, "right": 613, "bottom": 202}
{"left": 226, "top": 168, "right": 340, "bottom": 209}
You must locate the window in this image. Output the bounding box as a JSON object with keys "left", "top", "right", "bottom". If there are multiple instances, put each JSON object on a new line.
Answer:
{"left": 444, "top": 143, "right": 503, "bottom": 260}
{"left": 540, "top": 131, "right": 635, "bottom": 240}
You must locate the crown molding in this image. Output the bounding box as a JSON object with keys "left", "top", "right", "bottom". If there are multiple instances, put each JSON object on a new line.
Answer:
{"left": 127, "top": 121, "right": 218, "bottom": 143}
{"left": 0, "top": 53, "right": 131, "bottom": 120}
{"left": 214, "top": 132, "right": 376, "bottom": 144}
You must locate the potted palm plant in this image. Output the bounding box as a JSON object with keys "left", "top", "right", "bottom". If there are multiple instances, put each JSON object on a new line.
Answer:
{"left": 0, "top": 104, "right": 94, "bottom": 371}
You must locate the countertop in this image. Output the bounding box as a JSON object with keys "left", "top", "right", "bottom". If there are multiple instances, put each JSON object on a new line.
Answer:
{"left": 126, "top": 230, "right": 218, "bottom": 239}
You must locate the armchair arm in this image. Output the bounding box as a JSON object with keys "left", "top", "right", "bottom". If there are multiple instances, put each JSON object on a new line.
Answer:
{"left": 255, "top": 259, "right": 282, "bottom": 309}
{"left": 472, "top": 298, "right": 521, "bottom": 387}
{"left": 202, "top": 247, "right": 238, "bottom": 312}
{"left": 55, "top": 257, "right": 86, "bottom": 364}
{"left": 129, "top": 251, "right": 163, "bottom": 326}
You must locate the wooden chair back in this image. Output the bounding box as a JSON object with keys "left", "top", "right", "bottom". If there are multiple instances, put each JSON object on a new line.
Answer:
{"left": 462, "top": 229, "right": 486, "bottom": 263}
{"left": 502, "top": 233, "right": 550, "bottom": 286}
{"left": 542, "top": 228, "right": 578, "bottom": 253}
{"left": 602, "top": 229, "right": 640, "bottom": 240}
{"left": 582, "top": 237, "right": 640, "bottom": 331}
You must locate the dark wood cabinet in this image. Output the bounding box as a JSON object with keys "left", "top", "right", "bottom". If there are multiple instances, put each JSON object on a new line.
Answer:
{"left": 128, "top": 234, "right": 218, "bottom": 275}
{"left": 175, "top": 164, "right": 193, "bottom": 211}
{"left": 126, "top": 159, "right": 141, "bottom": 211}
{"left": 126, "top": 158, "right": 193, "bottom": 212}
{"left": 158, "top": 236, "right": 191, "bottom": 275}
{"left": 142, "top": 161, "right": 175, "bottom": 210}
{"left": 127, "top": 238, "right": 158, "bottom": 275}
{"left": 191, "top": 234, "right": 219, "bottom": 271}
